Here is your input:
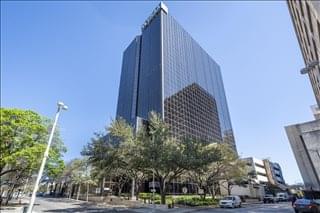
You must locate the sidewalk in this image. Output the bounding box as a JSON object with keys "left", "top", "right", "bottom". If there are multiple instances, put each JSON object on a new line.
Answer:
{"left": 0, "top": 198, "right": 29, "bottom": 213}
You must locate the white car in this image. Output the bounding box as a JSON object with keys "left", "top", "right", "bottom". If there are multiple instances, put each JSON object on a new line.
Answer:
{"left": 219, "top": 195, "right": 242, "bottom": 208}
{"left": 276, "top": 192, "right": 288, "bottom": 202}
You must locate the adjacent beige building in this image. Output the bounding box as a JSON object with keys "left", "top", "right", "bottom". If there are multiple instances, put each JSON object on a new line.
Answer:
{"left": 287, "top": 0, "right": 320, "bottom": 107}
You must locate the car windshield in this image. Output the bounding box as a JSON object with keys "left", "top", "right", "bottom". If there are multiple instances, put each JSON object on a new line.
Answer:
{"left": 222, "top": 197, "right": 234, "bottom": 200}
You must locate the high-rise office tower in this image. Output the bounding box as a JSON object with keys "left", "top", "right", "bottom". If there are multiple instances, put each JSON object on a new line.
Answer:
{"left": 116, "top": 2, "right": 237, "bottom": 152}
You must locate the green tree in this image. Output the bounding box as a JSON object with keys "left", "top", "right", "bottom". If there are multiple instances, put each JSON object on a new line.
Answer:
{"left": 108, "top": 118, "right": 147, "bottom": 199}
{"left": 211, "top": 144, "right": 247, "bottom": 195}
{"left": 61, "top": 158, "right": 96, "bottom": 201}
{"left": 109, "top": 112, "right": 223, "bottom": 204}
{"left": 82, "top": 132, "right": 121, "bottom": 197}
{"left": 186, "top": 141, "right": 221, "bottom": 199}
{"left": 137, "top": 112, "right": 208, "bottom": 204}
{"left": 0, "top": 108, "right": 66, "bottom": 204}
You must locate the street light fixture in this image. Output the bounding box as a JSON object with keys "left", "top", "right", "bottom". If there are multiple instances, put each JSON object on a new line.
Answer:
{"left": 300, "top": 60, "right": 319, "bottom": 75}
{"left": 27, "top": 101, "right": 68, "bottom": 213}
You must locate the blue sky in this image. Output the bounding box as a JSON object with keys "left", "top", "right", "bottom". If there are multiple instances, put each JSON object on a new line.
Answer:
{"left": 1, "top": 1, "right": 315, "bottom": 184}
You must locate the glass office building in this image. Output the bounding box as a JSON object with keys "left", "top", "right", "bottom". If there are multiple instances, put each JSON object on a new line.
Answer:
{"left": 116, "top": 2, "right": 237, "bottom": 152}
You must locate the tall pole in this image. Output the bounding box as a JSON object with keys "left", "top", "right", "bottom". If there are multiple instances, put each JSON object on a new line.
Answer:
{"left": 131, "top": 178, "right": 135, "bottom": 200}
{"left": 152, "top": 170, "right": 155, "bottom": 206}
{"left": 152, "top": 134, "right": 155, "bottom": 207}
{"left": 27, "top": 103, "right": 66, "bottom": 213}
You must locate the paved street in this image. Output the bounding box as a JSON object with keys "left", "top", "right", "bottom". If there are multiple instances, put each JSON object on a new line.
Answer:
{"left": 27, "top": 197, "right": 295, "bottom": 213}
{"left": 195, "top": 203, "right": 295, "bottom": 213}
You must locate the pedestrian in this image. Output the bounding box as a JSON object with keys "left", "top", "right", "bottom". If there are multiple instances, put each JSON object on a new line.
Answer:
{"left": 291, "top": 195, "right": 297, "bottom": 206}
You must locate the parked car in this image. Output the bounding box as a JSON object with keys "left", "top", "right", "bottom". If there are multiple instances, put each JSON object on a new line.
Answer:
{"left": 276, "top": 192, "right": 289, "bottom": 202}
{"left": 293, "top": 198, "right": 320, "bottom": 213}
{"left": 219, "top": 195, "right": 242, "bottom": 208}
{"left": 36, "top": 192, "right": 44, "bottom": 197}
{"left": 263, "top": 194, "right": 278, "bottom": 203}
{"left": 293, "top": 190, "right": 320, "bottom": 213}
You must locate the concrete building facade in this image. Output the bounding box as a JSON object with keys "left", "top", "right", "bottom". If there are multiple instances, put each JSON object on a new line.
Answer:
{"left": 242, "top": 157, "right": 269, "bottom": 184}
{"left": 230, "top": 157, "right": 286, "bottom": 198}
{"left": 285, "top": 119, "right": 320, "bottom": 191}
{"left": 263, "top": 159, "right": 286, "bottom": 189}
{"left": 287, "top": 0, "right": 320, "bottom": 107}
{"left": 286, "top": 0, "right": 320, "bottom": 191}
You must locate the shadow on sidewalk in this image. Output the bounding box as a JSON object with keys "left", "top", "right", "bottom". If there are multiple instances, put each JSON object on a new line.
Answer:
{"left": 35, "top": 197, "right": 141, "bottom": 213}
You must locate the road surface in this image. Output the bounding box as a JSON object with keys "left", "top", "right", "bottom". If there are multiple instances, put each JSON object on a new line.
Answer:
{"left": 30, "top": 197, "right": 295, "bottom": 213}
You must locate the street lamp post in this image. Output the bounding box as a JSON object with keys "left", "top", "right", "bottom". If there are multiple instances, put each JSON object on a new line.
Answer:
{"left": 27, "top": 102, "right": 68, "bottom": 213}
{"left": 300, "top": 60, "right": 319, "bottom": 74}
{"left": 152, "top": 170, "right": 155, "bottom": 206}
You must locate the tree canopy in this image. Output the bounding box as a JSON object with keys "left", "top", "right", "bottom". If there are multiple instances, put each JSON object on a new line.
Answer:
{"left": 0, "top": 108, "right": 66, "bottom": 204}
{"left": 82, "top": 111, "right": 246, "bottom": 204}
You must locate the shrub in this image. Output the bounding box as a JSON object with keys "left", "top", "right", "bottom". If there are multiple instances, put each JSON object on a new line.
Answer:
{"left": 138, "top": 193, "right": 160, "bottom": 201}
{"left": 174, "top": 197, "right": 218, "bottom": 206}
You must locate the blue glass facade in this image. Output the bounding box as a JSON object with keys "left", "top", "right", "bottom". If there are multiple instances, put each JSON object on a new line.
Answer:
{"left": 116, "top": 3, "right": 237, "bottom": 152}
{"left": 116, "top": 36, "right": 141, "bottom": 125}
{"left": 137, "top": 13, "right": 162, "bottom": 120}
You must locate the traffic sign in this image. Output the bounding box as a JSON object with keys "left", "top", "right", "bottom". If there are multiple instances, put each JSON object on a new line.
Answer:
{"left": 182, "top": 187, "right": 188, "bottom": 194}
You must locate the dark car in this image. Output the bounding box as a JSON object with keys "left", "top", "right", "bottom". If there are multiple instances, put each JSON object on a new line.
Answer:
{"left": 293, "top": 198, "right": 320, "bottom": 213}
{"left": 263, "top": 194, "right": 278, "bottom": 203}
{"left": 36, "top": 192, "right": 44, "bottom": 197}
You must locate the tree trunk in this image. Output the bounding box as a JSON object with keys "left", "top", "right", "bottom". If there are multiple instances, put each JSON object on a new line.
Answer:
{"left": 86, "top": 183, "right": 89, "bottom": 202}
{"left": 131, "top": 178, "right": 135, "bottom": 200}
{"left": 159, "top": 179, "right": 166, "bottom": 204}
{"left": 71, "top": 184, "right": 75, "bottom": 198}
{"left": 46, "top": 182, "right": 50, "bottom": 195}
{"left": 5, "top": 184, "right": 15, "bottom": 205}
{"left": 76, "top": 184, "right": 81, "bottom": 200}
{"left": 214, "top": 181, "right": 221, "bottom": 196}
{"left": 135, "top": 185, "right": 140, "bottom": 201}
{"left": 118, "top": 185, "right": 122, "bottom": 196}
{"left": 22, "top": 178, "right": 29, "bottom": 196}
{"left": 209, "top": 186, "right": 215, "bottom": 199}
{"left": 59, "top": 182, "right": 63, "bottom": 196}
{"left": 49, "top": 182, "right": 53, "bottom": 195}
{"left": 68, "top": 183, "right": 72, "bottom": 199}
{"left": 227, "top": 183, "right": 231, "bottom": 195}
{"left": 100, "top": 177, "right": 105, "bottom": 198}
{"left": 53, "top": 182, "right": 58, "bottom": 196}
